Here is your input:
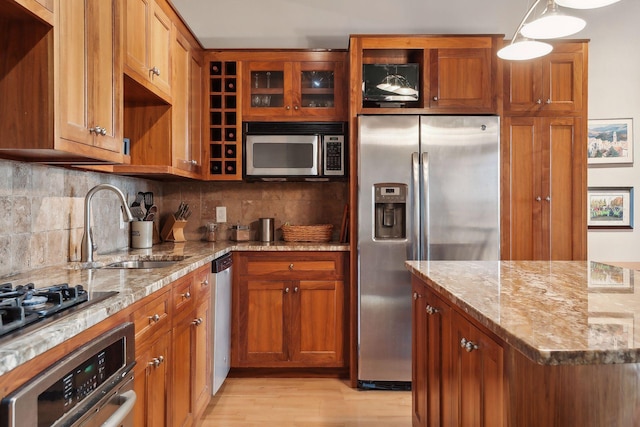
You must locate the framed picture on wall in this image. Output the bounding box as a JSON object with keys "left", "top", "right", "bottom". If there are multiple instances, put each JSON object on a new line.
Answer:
{"left": 588, "top": 187, "right": 634, "bottom": 229}
{"left": 587, "top": 118, "right": 634, "bottom": 165}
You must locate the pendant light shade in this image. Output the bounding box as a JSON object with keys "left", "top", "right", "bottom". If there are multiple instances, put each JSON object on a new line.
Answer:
{"left": 556, "top": 0, "right": 621, "bottom": 9}
{"left": 521, "top": 1, "right": 586, "bottom": 39}
{"left": 497, "top": 39, "right": 554, "bottom": 61}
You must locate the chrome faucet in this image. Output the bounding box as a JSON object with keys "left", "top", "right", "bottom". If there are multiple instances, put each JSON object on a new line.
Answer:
{"left": 81, "top": 184, "right": 134, "bottom": 263}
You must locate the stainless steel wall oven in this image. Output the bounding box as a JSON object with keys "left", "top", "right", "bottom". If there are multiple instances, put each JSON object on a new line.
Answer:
{"left": 1, "top": 322, "right": 136, "bottom": 427}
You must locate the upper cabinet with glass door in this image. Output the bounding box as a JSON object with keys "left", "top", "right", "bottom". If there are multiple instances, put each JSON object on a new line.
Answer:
{"left": 242, "top": 52, "right": 346, "bottom": 121}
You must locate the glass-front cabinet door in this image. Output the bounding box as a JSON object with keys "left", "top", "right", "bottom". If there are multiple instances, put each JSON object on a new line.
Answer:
{"left": 243, "top": 60, "right": 344, "bottom": 121}
{"left": 294, "top": 61, "right": 344, "bottom": 119}
{"left": 243, "top": 61, "right": 292, "bottom": 119}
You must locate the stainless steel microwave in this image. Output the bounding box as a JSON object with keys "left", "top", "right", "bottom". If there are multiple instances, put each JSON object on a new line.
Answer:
{"left": 243, "top": 122, "right": 347, "bottom": 181}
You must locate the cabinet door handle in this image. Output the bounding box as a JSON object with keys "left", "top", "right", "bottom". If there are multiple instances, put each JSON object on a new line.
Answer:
{"left": 536, "top": 196, "right": 542, "bottom": 202}
{"left": 89, "top": 126, "right": 107, "bottom": 136}
{"left": 202, "top": 279, "right": 209, "bottom": 287}
{"left": 284, "top": 287, "right": 290, "bottom": 293}
{"left": 182, "top": 292, "right": 191, "bottom": 299}
{"left": 286, "top": 105, "right": 291, "bottom": 110}
{"left": 432, "top": 96, "right": 438, "bottom": 101}
{"left": 192, "top": 317, "right": 203, "bottom": 326}
{"left": 426, "top": 305, "right": 439, "bottom": 315}
{"left": 294, "top": 287, "right": 299, "bottom": 293}
{"left": 289, "top": 263, "right": 294, "bottom": 271}
{"left": 413, "top": 292, "right": 422, "bottom": 300}
{"left": 150, "top": 66, "right": 160, "bottom": 76}
{"left": 460, "top": 337, "right": 478, "bottom": 352}
{"left": 545, "top": 196, "right": 551, "bottom": 202}
{"left": 294, "top": 105, "right": 299, "bottom": 110}
{"left": 149, "top": 314, "right": 160, "bottom": 323}
{"left": 536, "top": 99, "right": 542, "bottom": 104}
{"left": 149, "top": 355, "right": 165, "bottom": 367}
{"left": 546, "top": 99, "right": 552, "bottom": 104}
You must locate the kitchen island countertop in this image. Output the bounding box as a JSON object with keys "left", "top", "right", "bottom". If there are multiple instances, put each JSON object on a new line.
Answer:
{"left": 406, "top": 260, "right": 640, "bottom": 366}
{"left": 0, "top": 240, "right": 348, "bottom": 376}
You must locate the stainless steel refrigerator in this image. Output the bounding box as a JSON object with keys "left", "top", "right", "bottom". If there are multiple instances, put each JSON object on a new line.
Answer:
{"left": 357, "top": 115, "right": 500, "bottom": 389}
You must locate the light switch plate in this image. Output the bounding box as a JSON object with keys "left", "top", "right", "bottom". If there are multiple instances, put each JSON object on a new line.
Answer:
{"left": 216, "top": 206, "right": 227, "bottom": 223}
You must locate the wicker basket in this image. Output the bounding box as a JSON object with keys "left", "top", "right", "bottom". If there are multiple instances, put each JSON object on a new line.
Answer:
{"left": 281, "top": 224, "right": 333, "bottom": 242}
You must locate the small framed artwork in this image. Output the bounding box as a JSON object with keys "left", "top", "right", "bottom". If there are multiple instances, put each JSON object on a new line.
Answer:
{"left": 588, "top": 313, "right": 634, "bottom": 349}
{"left": 587, "top": 118, "right": 633, "bottom": 165}
{"left": 588, "top": 261, "right": 634, "bottom": 293}
{"left": 588, "top": 187, "right": 634, "bottom": 229}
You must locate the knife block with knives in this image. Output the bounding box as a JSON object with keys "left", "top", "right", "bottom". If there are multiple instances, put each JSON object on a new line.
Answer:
{"left": 161, "top": 202, "right": 191, "bottom": 242}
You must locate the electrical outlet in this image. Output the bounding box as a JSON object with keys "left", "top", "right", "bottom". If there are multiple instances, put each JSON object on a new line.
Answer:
{"left": 216, "top": 206, "right": 227, "bottom": 223}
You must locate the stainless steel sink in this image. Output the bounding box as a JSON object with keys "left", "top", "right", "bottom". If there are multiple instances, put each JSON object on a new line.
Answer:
{"left": 104, "top": 260, "right": 178, "bottom": 269}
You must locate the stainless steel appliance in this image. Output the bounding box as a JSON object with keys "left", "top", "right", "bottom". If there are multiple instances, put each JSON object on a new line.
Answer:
{"left": 211, "top": 253, "right": 233, "bottom": 395}
{"left": 243, "top": 122, "right": 346, "bottom": 180}
{"left": 357, "top": 115, "right": 500, "bottom": 389}
{"left": 1, "top": 322, "right": 136, "bottom": 426}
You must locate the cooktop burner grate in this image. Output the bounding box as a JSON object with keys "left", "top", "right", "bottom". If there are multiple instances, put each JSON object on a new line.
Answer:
{"left": 0, "top": 282, "right": 117, "bottom": 340}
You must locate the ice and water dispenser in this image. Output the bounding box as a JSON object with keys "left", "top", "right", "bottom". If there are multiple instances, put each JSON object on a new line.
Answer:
{"left": 373, "top": 183, "right": 407, "bottom": 240}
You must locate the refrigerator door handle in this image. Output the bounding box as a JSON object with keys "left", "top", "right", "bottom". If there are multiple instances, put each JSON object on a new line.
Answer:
{"left": 411, "top": 152, "right": 420, "bottom": 260}
{"left": 421, "top": 152, "right": 429, "bottom": 261}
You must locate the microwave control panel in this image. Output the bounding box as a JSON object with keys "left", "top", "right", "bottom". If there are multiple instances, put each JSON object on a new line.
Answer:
{"left": 323, "top": 135, "right": 345, "bottom": 176}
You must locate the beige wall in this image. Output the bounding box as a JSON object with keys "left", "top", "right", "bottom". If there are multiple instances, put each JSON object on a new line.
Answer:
{"left": 0, "top": 158, "right": 347, "bottom": 277}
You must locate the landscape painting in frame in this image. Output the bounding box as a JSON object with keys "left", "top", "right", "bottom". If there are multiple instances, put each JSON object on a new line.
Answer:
{"left": 587, "top": 118, "right": 633, "bottom": 165}
{"left": 588, "top": 261, "right": 633, "bottom": 293}
{"left": 588, "top": 187, "right": 634, "bottom": 229}
{"left": 588, "top": 314, "right": 634, "bottom": 349}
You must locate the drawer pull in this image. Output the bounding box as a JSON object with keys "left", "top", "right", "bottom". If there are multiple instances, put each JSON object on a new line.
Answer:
{"left": 202, "top": 279, "right": 209, "bottom": 287}
{"left": 182, "top": 292, "right": 191, "bottom": 299}
{"left": 192, "top": 318, "right": 203, "bottom": 326}
{"left": 149, "top": 314, "right": 160, "bottom": 323}
{"left": 289, "top": 263, "right": 294, "bottom": 270}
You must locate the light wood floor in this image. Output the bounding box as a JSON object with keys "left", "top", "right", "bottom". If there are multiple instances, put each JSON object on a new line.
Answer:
{"left": 197, "top": 377, "right": 412, "bottom": 427}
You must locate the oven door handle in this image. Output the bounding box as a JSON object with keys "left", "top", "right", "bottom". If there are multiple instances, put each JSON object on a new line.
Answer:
{"left": 101, "top": 390, "right": 137, "bottom": 427}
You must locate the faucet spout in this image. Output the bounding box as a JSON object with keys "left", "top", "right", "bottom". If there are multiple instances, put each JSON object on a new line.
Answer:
{"left": 81, "top": 184, "right": 135, "bottom": 263}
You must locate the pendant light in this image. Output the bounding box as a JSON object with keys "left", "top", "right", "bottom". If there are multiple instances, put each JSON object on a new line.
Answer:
{"left": 521, "top": 0, "right": 586, "bottom": 39}
{"left": 497, "top": 0, "right": 554, "bottom": 61}
{"left": 556, "top": 0, "right": 621, "bottom": 8}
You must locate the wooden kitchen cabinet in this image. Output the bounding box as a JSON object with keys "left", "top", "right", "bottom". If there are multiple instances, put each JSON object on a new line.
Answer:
{"left": 233, "top": 252, "right": 347, "bottom": 368}
{"left": 132, "top": 288, "right": 171, "bottom": 427}
{"left": 502, "top": 116, "right": 586, "bottom": 260}
{"left": 134, "top": 330, "right": 170, "bottom": 427}
{"left": 450, "top": 311, "right": 504, "bottom": 427}
{"left": 123, "top": 0, "right": 172, "bottom": 100}
{"left": 170, "top": 265, "right": 211, "bottom": 427}
{"left": 349, "top": 35, "right": 501, "bottom": 115}
{"left": 243, "top": 56, "right": 346, "bottom": 121}
{"left": 171, "top": 27, "right": 203, "bottom": 176}
{"left": 0, "top": 0, "right": 127, "bottom": 164}
{"left": 412, "top": 275, "right": 504, "bottom": 427}
{"left": 411, "top": 277, "right": 453, "bottom": 427}
{"left": 57, "top": 0, "right": 124, "bottom": 158}
{"left": 503, "top": 42, "right": 586, "bottom": 115}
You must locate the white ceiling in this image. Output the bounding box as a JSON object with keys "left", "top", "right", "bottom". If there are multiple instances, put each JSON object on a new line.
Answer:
{"left": 169, "top": 0, "right": 536, "bottom": 49}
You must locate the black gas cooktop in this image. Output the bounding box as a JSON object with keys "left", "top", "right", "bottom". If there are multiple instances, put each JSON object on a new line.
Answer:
{"left": 0, "top": 282, "right": 117, "bottom": 341}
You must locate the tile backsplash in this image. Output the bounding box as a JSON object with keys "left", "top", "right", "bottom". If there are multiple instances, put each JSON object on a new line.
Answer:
{"left": 162, "top": 180, "right": 348, "bottom": 242}
{"left": 0, "top": 158, "right": 348, "bottom": 277}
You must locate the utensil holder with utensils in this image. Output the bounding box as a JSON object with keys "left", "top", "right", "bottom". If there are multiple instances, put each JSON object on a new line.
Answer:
{"left": 160, "top": 215, "right": 188, "bottom": 242}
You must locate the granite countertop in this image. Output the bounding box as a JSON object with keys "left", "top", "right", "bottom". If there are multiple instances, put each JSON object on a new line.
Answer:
{"left": 406, "top": 260, "right": 640, "bottom": 366}
{"left": 0, "top": 240, "right": 348, "bottom": 376}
